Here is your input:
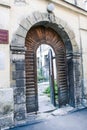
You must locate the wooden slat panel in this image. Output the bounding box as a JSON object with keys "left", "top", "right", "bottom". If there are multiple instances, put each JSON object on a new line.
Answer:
{"left": 25, "top": 26, "right": 70, "bottom": 113}
{"left": 25, "top": 50, "right": 38, "bottom": 113}
{"left": 57, "top": 49, "right": 69, "bottom": 107}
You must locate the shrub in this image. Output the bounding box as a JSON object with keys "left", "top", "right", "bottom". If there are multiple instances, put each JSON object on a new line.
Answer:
{"left": 37, "top": 68, "right": 47, "bottom": 82}
{"left": 44, "top": 80, "right": 58, "bottom": 98}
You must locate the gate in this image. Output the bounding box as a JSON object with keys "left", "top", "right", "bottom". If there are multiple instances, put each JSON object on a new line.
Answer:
{"left": 57, "top": 48, "right": 69, "bottom": 107}
{"left": 25, "top": 26, "right": 72, "bottom": 113}
{"left": 48, "top": 49, "right": 56, "bottom": 106}
{"left": 25, "top": 50, "right": 38, "bottom": 113}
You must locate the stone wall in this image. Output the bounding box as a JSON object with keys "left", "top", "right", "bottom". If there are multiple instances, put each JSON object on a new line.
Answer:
{"left": 80, "top": 16, "right": 87, "bottom": 105}
{"left": 0, "top": 1, "right": 13, "bottom": 129}
{"left": 0, "top": 88, "right": 13, "bottom": 129}
{"left": 10, "top": 48, "right": 26, "bottom": 125}
{"left": 10, "top": 10, "right": 82, "bottom": 124}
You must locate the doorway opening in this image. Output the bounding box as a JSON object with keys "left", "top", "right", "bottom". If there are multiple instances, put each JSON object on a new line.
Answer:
{"left": 37, "top": 44, "right": 58, "bottom": 113}
{"left": 25, "top": 26, "right": 75, "bottom": 114}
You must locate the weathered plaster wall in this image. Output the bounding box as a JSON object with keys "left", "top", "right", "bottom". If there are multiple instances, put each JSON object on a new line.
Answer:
{"left": 0, "top": 0, "right": 87, "bottom": 129}
{"left": 80, "top": 15, "right": 87, "bottom": 100}
{"left": 0, "top": 6, "right": 10, "bottom": 88}
{"left": 0, "top": 4, "right": 13, "bottom": 130}
{"left": 10, "top": 0, "right": 87, "bottom": 112}
{"left": 0, "top": 0, "right": 10, "bottom": 5}
{"left": 10, "top": 0, "right": 84, "bottom": 92}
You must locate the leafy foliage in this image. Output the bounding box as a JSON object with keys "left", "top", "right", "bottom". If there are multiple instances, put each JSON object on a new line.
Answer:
{"left": 44, "top": 80, "right": 58, "bottom": 98}
{"left": 37, "top": 68, "right": 46, "bottom": 82}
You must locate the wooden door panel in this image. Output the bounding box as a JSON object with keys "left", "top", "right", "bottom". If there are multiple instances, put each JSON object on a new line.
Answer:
{"left": 48, "top": 49, "right": 56, "bottom": 106}
{"left": 25, "top": 50, "right": 38, "bottom": 113}
{"left": 25, "top": 26, "right": 73, "bottom": 113}
{"left": 57, "top": 49, "right": 68, "bottom": 106}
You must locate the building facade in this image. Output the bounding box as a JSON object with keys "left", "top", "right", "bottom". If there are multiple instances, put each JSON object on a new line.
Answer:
{"left": 0, "top": 0, "right": 87, "bottom": 129}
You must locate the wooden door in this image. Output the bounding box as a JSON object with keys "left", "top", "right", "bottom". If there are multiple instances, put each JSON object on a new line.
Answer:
{"left": 48, "top": 49, "right": 56, "bottom": 106}
{"left": 25, "top": 50, "right": 38, "bottom": 113}
{"left": 25, "top": 26, "right": 71, "bottom": 113}
{"left": 57, "top": 48, "right": 69, "bottom": 107}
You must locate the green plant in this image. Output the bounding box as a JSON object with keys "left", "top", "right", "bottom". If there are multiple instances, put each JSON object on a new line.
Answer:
{"left": 44, "top": 80, "right": 58, "bottom": 98}
{"left": 44, "top": 86, "right": 50, "bottom": 97}
{"left": 37, "top": 68, "right": 46, "bottom": 82}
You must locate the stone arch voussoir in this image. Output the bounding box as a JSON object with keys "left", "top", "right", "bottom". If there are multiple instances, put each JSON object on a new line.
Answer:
{"left": 55, "top": 16, "right": 78, "bottom": 52}
{"left": 10, "top": 11, "right": 82, "bottom": 123}
{"left": 11, "top": 11, "right": 78, "bottom": 53}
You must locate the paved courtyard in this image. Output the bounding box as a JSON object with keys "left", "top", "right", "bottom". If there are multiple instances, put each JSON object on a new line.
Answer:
{"left": 9, "top": 108, "right": 87, "bottom": 130}
{"left": 38, "top": 82, "right": 56, "bottom": 113}
{"left": 8, "top": 82, "right": 87, "bottom": 130}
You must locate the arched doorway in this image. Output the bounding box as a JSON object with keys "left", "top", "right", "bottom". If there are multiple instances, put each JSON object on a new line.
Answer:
{"left": 25, "top": 26, "right": 72, "bottom": 113}
{"left": 11, "top": 12, "right": 82, "bottom": 122}
{"left": 37, "top": 44, "right": 57, "bottom": 112}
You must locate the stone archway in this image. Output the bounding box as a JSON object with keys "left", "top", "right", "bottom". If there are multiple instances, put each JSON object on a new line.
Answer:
{"left": 25, "top": 26, "right": 69, "bottom": 113}
{"left": 10, "top": 11, "right": 82, "bottom": 122}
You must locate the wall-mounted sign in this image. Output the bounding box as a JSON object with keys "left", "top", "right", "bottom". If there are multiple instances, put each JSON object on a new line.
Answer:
{"left": 0, "top": 51, "right": 5, "bottom": 70}
{"left": 0, "top": 29, "right": 8, "bottom": 44}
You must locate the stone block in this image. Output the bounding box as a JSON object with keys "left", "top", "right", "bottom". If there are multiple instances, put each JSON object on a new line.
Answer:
{"left": 14, "top": 104, "right": 26, "bottom": 121}
{"left": 27, "top": 14, "right": 37, "bottom": 25}
{"left": 59, "top": 19, "right": 67, "bottom": 28}
{"left": 66, "top": 28, "right": 75, "bottom": 40}
{"left": 11, "top": 63, "right": 16, "bottom": 72}
{"left": 14, "top": 87, "right": 25, "bottom": 96}
{"left": 55, "top": 16, "right": 61, "bottom": 25}
{"left": 12, "top": 54, "right": 25, "bottom": 61}
{"left": 16, "top": 61, "right": 25, "bottom": 70}
{"left": 16, "top": 79, "right": 25, "bottom": 87}
{"left": 14, "top": 94, "right": 25, "bottom": 104}
{"left": 12, "top": 71, "right": 25, "bottom": 80}
{"left": 0, "top": 88, "right": 14, "bottom": 116}
{"left": 11, "top": 35, "right": 25, "bottom": 47}
{"left": 71, "top": 38, "right": 77, "bottom": 47}
{"left": 41, "top": 13, "right": 49, "bottom": 22}
{"left": 12, "top": 71, "right": 16, "bottom": 80}
{"left": 20, "top": 18, "right": 31, "bottom": 31}
{"left": 10, "top": 80, "right": 16, "bottom": 88}
{"left": 0, "top": 114, "right": 13, "bottom": 129}
{"left": 14, "top": 110, "right": 25, "bottom": 121}
{"left": 16, "top": 25, "right": 27, "bottom": 38}
{"left": 33, "top": 11, "right": 43, "bottom": 22}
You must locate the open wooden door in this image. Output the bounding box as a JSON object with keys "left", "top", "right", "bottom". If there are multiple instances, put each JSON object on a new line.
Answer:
{"left": 48, "top": 49, "right": 56, "bottom": 106}
{"left": 57, "top": 48, "right": 69, "bottom": 107}
{"left": 25, "top": 26, "right": 73, "bottom": 113}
